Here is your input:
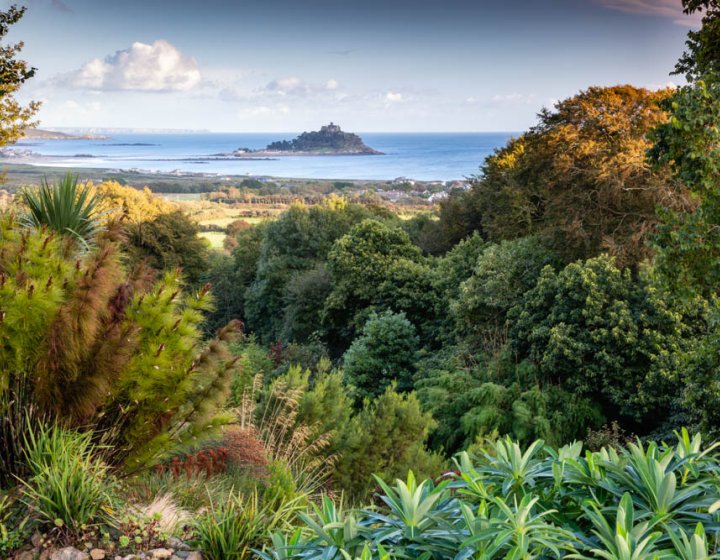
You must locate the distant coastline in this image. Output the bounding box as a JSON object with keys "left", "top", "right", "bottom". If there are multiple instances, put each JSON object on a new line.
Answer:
{"left": 22, "top": 128, "right": 110, "bottom": 141}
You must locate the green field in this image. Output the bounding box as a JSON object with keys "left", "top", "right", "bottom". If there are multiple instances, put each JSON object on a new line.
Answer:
{"left": 199, "top": 231, "right": 225, "bottom": 249}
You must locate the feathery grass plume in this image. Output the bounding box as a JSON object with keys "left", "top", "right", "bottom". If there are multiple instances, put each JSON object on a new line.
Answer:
{"left": 0, "top": 211, "right": 245, "bottom": 483}
{"left": 35, "top": 239, "right": 124, "bottom": 421}
{"left": 20, "top": 173, "right": 107, "bottom": 246}
{"left": 237, "top": 368, "right": 336, "bottom": 497}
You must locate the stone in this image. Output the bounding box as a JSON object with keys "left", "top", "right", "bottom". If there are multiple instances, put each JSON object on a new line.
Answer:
{"left": 31, "top": 531, "right": 43, "bottom": 548}
{"left": 166, "top": 538, "right": 189, "bottom": 551}
{"left": 185, "top": 553, "right": 202, "bottom": 560}
{"left": 50, "top": 547, "right": 90, "bottom": 560}
{"left": 150, "top": 550, "right": 173, "bottom": 559}
{"left": 17, "top": 551, "right": 35, "bottom": 560}
{"left": 90, "top": 550, "right": 106, "bottom": 560}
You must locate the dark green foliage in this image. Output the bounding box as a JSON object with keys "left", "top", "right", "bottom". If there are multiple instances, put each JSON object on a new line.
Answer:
{"left": 674, "top": 0, "right": 720, "bottom": 81}
{"left": 509, "top": 256, "right": 685, "bottom": 429}
{"left": 262, "top": 431, "right": 720, "bottom": 559}
{"left": 324, "top": 219, "right": 439, "bottom": 350}
{"left": 343, "top": 311, "right": 419, "bottom": 400}
{"left": 333, "top": 385, "right": 444, "bottom": 502}
{"left": 202, "top": 252, "right": 246, "bottom": 335}
{"left": 245, "top": 201, "right": 391, "bottom": 344}
{"left": 280, "top": 265, "right": 333, "bottom": 343}
{"left": 205, "top": 224, "right": 266, "bottom": 334}
{"left": 648, "top": 77, "right": 720, "bottom": 298}
{"left": 416, "top": 348, "right": 602, "bottom": 453}
{"left": 123, "top": 210, "right": 209, "bottom": 287}
{"left": 453, "top": 236, "right": 557, "bottom": 348}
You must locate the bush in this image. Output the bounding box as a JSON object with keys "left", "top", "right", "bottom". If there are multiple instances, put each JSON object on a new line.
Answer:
{"left": 20, "top": 425, "right": 113, "bottom": 543}
{"left": 193, "top": 490, "right": 301, "bottom": 560}
{"left": 343, "top": 311, "right": 419, "bottom": 400}
{"left": 262, "top": 430, "right": 720, "bottom": 559}
{"left": 0, "top": 213, "right": 242, "bottom": 478}
{"left": 0, "top": 493, "right": 29, "bottom": 556}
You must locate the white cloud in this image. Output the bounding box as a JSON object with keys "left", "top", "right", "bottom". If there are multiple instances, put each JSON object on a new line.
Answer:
{"left": 264, "top": 76, "right": 340, "bottom": 96}
{"left": 64, "top": 40, "right": 201, "bottom": 92}
{"left": 592, "top": 0, "right": 702, "bottom": 26}
{"left": 385, "top": 91, "right": 404, "bottom": 103}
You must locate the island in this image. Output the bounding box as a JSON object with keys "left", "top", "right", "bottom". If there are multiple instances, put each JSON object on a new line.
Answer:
{"left": 225, "top": 123, "right": 382, "bottom": 157}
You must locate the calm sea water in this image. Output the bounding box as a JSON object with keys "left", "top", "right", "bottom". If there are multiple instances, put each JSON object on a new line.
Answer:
{"left": 13, "top": 132, "right": 515, "bottom": 182}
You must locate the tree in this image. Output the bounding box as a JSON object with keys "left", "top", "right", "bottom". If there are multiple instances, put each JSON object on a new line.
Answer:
{"left": 472, "top": 86, "right": 694, "bottom": 267}
{"left": 244, "top": 201, "right": 392, "bottom": 343}
{"left": 323, "top": 219, "right": 432, "bottom": 350}
{"left": 452, "top": 236, "right": 557, "bottom": 349}
{"left": 92, "top": 180, "right": 176, "bottom": 223}
{"left": 123, "top": 210, "right": 210, "bottom": 287}
{"left": 333, "top": 386, "right": 442, "bottom": 501}
{"left": 648, "top": 1, "right": 720, "bottom": 297}
{"left": 0, "top": 5, "right": 39, "bottom": 147}
{"left": 343, "top": 311, "right": 420, "bottom": 400}
{"left": 674, "top": 0, "right": 720, "bottom": 81}
{"left": 508, "top": 256, "right": 686, "bottom": 431}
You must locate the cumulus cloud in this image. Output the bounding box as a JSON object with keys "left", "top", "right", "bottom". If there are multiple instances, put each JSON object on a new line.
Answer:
{"left": 592, "top": 0, "right": 702, "bottom": 26}
{"left": 385, "top": 91, "right": 404, "bottom": 103}
{"left": 64, "top": 40, "right": 201, "bottom": 92}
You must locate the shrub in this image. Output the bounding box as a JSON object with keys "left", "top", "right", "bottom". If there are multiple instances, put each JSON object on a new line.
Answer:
{"left": 343, "top": 311, "right": 419, "bottom": 399}
{"left": 21, "top": 173, "right": 106, "bottom": 245}
{"left": 262, "top": 430, "right": 720, "bottom": 559}
{"left": 0, "top": 213, "right": 242, "bottom": 480}
{"left": 193, "top": 490, "right": 301, "bottom": 560}
{"left": 20, "top": 425, "right": 113, "bottom": 543}
{"left": 0, "top": 493, "right": 29, "bottom": 556}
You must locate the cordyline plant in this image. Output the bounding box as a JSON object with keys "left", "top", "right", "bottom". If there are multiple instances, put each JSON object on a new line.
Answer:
{"left": 0, "top": 212, "right": 241, "bottom": 486}
{"left": 258, "top": 430, "right": 720, "bottom": 559}
{"left": 20, "top": 173, "right": 106, "bottom": 246}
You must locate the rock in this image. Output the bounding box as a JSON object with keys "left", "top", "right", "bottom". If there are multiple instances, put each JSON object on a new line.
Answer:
{"left": 90, "top": 550, "right": 106, "bottom": 560}
{"left": 150, "top": 550, "right": 173, "bottom": 559}
{"left": 166, "top": 538, "right": 188, "bottom": 551}
{"left": 50, "top": 548, "right": 90, "bottom": 560}
{"left": 17, "top": 551, "right": 35, "bottom": 560}
{"left": 31, "top": 531, "right": 43, "bottom": 548}
{"left": 185, "top": 553, "right": 202, "bottom": 560}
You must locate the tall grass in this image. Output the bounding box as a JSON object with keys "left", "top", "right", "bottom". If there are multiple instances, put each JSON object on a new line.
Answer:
{"left": 20, "top": 424, "right": 113, "bottom": 542}
{"left": 193, "top": 489, "right": 303, "bottom": 560}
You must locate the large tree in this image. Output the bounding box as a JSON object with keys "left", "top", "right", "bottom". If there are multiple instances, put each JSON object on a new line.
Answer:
{"left": 472, "top": 85, "right": 694, "bottom": 267}
{"left": 0, "top": 5, "right": 40, "bottom": 146}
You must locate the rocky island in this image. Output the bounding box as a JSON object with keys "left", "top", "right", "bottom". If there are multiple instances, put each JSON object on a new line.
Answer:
{"left": 228, "top": 123, "right": 382, "bottom": 157}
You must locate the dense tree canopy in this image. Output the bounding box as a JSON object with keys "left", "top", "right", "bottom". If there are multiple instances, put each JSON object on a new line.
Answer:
{"left": 471, "top": 86, "right": 693, "bottom": 266}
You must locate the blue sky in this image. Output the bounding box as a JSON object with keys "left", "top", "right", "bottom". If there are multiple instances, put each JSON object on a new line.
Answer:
{"left": 4, "top": 0, "right": 699, "bottom": 132}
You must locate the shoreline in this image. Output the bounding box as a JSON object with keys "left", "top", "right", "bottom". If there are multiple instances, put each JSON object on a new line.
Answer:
{"left": 0, "top": 162, "right": 468, "bottom": 190}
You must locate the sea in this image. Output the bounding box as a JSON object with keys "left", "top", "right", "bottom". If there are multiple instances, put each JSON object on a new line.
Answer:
{"left": 10, "top": 132, "right": 515, "bottom": 182}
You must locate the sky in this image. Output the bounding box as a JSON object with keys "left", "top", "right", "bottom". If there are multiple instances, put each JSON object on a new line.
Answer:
{"left": 1, "top": 0, "right": 701, "bottom": 132}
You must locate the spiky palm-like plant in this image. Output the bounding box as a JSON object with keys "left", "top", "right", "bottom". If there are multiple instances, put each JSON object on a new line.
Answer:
{"left": 21, "top": 173, "right": 106, "bottom": 244}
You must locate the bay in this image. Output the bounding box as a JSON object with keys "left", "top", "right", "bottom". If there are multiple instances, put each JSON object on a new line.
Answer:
{"left": 13, "top": 132, "right": 515, "bottom": 182}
